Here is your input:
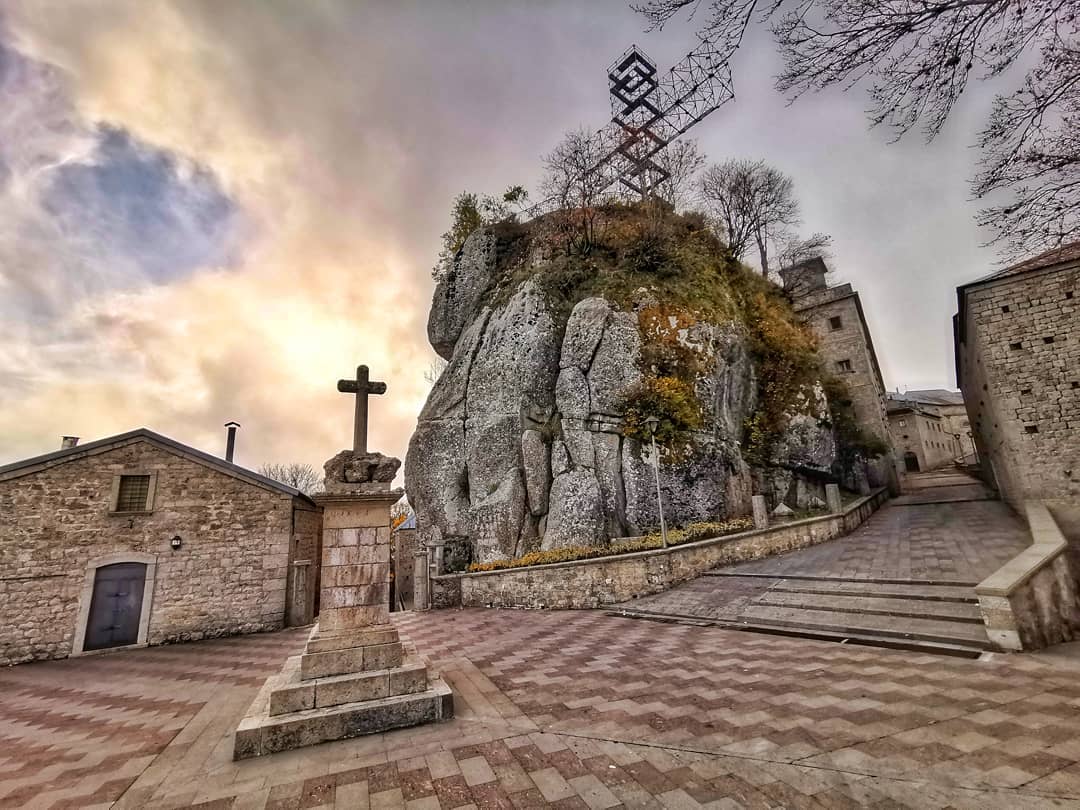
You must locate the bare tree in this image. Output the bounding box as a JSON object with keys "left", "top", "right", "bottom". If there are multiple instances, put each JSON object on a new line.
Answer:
{"left": 652, "top": 139, "right": 706, "bottom": 211}
{"left": 699, "top": 158, "right": 802, "bottom": 277}
{"left": 699, "top": 159, "right": 759, "bottom": 259}
{"left": 541, "top": 127, "right": 609, "bottom": 251}
{"left": 259, "top": 463, "right": 323, "bottom": 495}
{"left": 633, "top": 0, "right": 1079, "bottom": 259}
{"left": 777, "top": 232, "right": 833, "bottom": 269}
{"left": 423, "top": 357, "right": 448, "bottom": 386}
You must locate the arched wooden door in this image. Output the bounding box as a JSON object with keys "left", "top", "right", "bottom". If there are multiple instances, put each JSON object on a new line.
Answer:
{"left": 84, "top": 562, "right": 147, "bottom": 651}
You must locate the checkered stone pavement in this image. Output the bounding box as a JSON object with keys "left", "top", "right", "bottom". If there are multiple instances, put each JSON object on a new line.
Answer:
{"left": 0, "top": 629, "right": 309, "bottom": 809}
{"left": 5, "top": 607, "right": 1080, "bottom": 808}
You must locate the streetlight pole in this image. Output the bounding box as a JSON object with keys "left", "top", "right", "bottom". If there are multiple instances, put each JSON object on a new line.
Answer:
{"left": 644, "top": 416, "right": 668, "bottom": 549}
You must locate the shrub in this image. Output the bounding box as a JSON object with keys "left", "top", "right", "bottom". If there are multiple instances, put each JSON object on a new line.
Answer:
{"left": 620, "top": 375, "right": 703, "bottom": 453}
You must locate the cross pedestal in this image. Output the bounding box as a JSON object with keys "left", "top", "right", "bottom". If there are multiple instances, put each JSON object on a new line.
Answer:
{"left": 234, "top": 488, "right": 453, "bottom": 759}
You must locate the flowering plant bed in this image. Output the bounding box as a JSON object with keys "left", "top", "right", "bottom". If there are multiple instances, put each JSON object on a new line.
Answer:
{"left": 466, "top": 517, "right": 754, "bottom": 573}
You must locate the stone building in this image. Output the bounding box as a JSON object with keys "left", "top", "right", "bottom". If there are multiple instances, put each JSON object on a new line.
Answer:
{"left": 0, "top": 428, "right": 322, "bottom": 666}
{"left": 954, "top": 242, "right": 1079, "bottom": 538}
{"left": 886, "top": 397, "right": 961, "bottom": 472}
{"left": 893, "top": 390, "right": 973, "bottom": 458}
{"left": 779, "top": 257, "right": 896, "bottom": 489}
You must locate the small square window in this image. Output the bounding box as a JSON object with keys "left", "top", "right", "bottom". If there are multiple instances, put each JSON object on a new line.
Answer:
{"left": 1044, "top": 336, "right": 1055, "bottom": 344}
{"left": 116, "top": 475, "right": 150, "bottom": 512}
{"left": 837, "top": 359, "right": 853, "bottom": 373}
{"left": 1025, "top": 425, "right": 1039, "bottom": 434}
{"left": 898, "top": 420, "right": 906, "bottom": 427}
{"left": 1001, "top": 305, "right": 1011, "bottom": 313}
{"left": 1010, "top": 342, "right": 1023, "bottom": 350}
{"left": 1067, "top": 291, "right": 1074, "bottom": 300}
{"left": 829, "top": 316, "right": 843, "bottom": 331}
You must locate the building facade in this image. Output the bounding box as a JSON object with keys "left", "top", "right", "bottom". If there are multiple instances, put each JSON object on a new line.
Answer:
{"left": 0, "top": 429, "right": 322, "bottom": 666}
{"left": 887, "top": 398, "right": 961, "bottom": 472}
{"left": 954, "top": 243, "right": 1079, "bottom": 537}
{"left": 780, "top": 258, "right": 896, "bottom": 490}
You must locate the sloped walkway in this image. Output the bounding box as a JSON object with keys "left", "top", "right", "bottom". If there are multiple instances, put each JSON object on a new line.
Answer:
{"left": 612, "top": 471, "right": 1032, "bottom": 655}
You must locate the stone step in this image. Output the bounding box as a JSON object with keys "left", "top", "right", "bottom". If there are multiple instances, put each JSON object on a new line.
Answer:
{"left": 738, "top": 604, "right": 991, "bottom": 648}
{"left": 769, "top": 579, "right": 977, "bottom": 603}
{"left": 755, "top": 592, "right": 984, "bottom": 623}
{"left": 606, "top": 610, "right": 986, "bottom": 659}
{"left": 706, "top": 571, "right": 978, "bottom": 587}
{"left": 236, "top": 677, "right": 454, "bottom": 759}
{"left": 271, "top": 658, "right": 429, "bottom": 716}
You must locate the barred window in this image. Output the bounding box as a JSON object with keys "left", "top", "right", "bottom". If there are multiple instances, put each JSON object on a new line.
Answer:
{"left": 116, "top": 475, "right": 150, "bottom": 512}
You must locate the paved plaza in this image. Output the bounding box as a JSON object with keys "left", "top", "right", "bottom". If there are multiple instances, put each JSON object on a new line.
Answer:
{"left": 1, "top": 473, "right": 1071, "bottom": 809}
{"left": 2, "top": 605, "right": 1080, "bottom": 809}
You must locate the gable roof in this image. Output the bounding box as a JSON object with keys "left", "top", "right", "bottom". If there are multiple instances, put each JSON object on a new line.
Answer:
{"left": 984, "top": 241, "right": 1080, "bottom": 282}
{"left": 0, "top": 428, "right": 315, "bottom": 504}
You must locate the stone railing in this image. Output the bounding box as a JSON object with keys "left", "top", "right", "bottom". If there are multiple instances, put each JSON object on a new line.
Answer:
{"left": 976, "top": 502, "right": 1080, "bottom": 652}
{"left": 430, "top": 488, "right": 889, "bottom": 610}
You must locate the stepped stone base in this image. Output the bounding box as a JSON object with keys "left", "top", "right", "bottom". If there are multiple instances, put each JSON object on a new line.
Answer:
{"left": 233, "top": 623, "right": 453, "bottom": 759}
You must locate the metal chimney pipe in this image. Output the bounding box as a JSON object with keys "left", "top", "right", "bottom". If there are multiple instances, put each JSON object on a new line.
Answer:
{"left": 60, "top": 436, "right": 79, "bottom": 450}
{"left": 224, "top": 421, "right": 240, "bottom": 463}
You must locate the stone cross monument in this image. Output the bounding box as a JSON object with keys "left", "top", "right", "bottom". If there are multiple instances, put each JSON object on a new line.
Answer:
{"left": 337, "top": 364, "right": 386, "bottom": 454}
{"left": 234, "top": 365, "right": 452, "bottom": 759}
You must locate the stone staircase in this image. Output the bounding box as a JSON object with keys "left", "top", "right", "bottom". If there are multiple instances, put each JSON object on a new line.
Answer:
{"left": 615, "top": 573, "right": 992, "bottom": 658}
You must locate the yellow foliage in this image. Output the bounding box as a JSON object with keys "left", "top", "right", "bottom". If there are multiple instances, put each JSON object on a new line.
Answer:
{"left": 466, "top": 518, "right": 754, "bottom": 573}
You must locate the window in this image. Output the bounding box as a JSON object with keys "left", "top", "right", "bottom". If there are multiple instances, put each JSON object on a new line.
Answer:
{"left": 1001, "top": 305, "right": 1011, "bottom": 313}
{"left": 837, "top": 359, "right": 853, "bottom": 373}
{"left": 829, "top": 316, "right": 843, "bottom": 331}
{"left": 116, "top": 475, "right": 151, "bottom": 512}
{"left": 898, "top": 420, "right": 906, "bottom": 427}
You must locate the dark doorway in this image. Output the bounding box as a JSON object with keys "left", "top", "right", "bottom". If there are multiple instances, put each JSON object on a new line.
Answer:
{"left": 904, "top": 452, "right": 921, "bottom": 473}
{"left": 85, "top": 562, "right": 147, "bottom": 651}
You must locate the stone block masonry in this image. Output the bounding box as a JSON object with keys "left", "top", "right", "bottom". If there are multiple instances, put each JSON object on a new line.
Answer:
{"left": 430, "top": 488, "right": 888, "bottom": 610}
{"left": 234, "top": 487, "right": 453, "bottom": 759}
{"left": 0, "top": 435, "right": 319, "bottom": 666}
{"left": 956, "top": 257, "right": 1079, "bottom": 538}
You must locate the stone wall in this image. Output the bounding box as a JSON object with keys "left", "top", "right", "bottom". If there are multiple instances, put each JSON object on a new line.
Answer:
{"left": 430, "top": 488, "right": 888, "bottom": 610}
{"left": 0, "top": 438, "right": 316, "bottom": 665}
{"left": 392, "top": 527, "right": 417, "bottom": 610}
{"left": 286, "top": 503, "right": 323, "bottom": 626}
{"left": 976, "top": 502, "right": 1080, "bottom": 651}
{"left": 782, "top": 262, "right": 896, "bottom": 490}
{"left": 957, "top": 262, "right": 1079, "bottom": 536}
{"left": 887, "top": 408, "right": 959, "bottom": 472}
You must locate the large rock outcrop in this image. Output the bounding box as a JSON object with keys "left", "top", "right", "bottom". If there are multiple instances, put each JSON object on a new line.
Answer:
{"left": 406, "top": 219, "right": 838, "bottom": 567}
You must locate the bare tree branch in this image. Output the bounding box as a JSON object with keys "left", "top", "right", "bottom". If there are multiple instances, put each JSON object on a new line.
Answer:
{"left": 634, "top": 0, "right": 1080, "bottom": 258}
{"left": 259, "top": 463, "right": 323, "bottom": 496}
{"left": 699, "top": 158, "right": 802, "bottom": 276}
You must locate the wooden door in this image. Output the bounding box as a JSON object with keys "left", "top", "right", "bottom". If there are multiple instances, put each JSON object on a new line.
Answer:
{"left": 85, "top": 563, "right": 146, "bottom": 651}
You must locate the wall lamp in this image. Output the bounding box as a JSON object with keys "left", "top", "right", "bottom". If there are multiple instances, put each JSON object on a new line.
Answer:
{"left": 170, "top": 535, "right": 183, "bottom": 551}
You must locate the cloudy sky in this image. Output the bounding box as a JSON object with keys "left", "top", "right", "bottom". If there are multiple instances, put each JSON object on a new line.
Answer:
{"left": 0, "top": 0, "right": 1012, "bottom": 472}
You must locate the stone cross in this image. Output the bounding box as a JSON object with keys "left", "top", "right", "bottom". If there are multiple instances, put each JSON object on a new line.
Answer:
{"left": 337, "top": 365, "right": 386, "bottom": 454}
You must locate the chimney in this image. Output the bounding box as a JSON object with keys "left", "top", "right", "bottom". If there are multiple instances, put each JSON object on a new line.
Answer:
{"left": 224, "top": 421, "right": 240, "bottom": 463}
{"left": 60, "top": 436, "right": 79, "bottom": 450}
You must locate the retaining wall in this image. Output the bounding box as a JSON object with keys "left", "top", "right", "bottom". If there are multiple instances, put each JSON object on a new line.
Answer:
{"left": 976, "top": 501, "right": 1080, "bottom": 651}
{"left": 431, "top": 488, "right": 889, "bottom": 610}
